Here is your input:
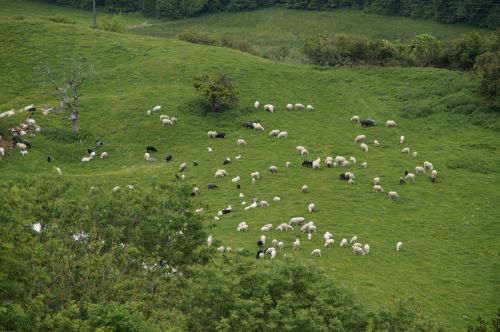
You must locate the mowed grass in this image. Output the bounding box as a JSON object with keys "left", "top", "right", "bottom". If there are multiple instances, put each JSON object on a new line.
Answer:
{"left": 129, "top": 7, "right": 488, "bottom": 61}
{"left": 0, "top": 4, "right": 499, "bottom": 330}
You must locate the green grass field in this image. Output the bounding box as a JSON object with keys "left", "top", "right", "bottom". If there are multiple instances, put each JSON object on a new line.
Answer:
{"left": 0, "top": 1, "right": 499, "bottom": 329}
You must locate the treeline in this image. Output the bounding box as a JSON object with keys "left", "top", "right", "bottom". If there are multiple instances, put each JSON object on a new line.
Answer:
{"left": 0, "top": 177, "right": 456, "bottom": 330}
{"left": 301, "top": 31, "right": 499, "bottom": 109}
{"left": 40, "top": 0, "right": 499, "bottom": 28}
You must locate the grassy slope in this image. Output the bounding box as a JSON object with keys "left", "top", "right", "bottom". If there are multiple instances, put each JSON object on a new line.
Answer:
{"left": 0, "top": 2, "right": 499, "bottom": 330}
{"left": 129, "top": 7, "right": 488, "bottom": 60}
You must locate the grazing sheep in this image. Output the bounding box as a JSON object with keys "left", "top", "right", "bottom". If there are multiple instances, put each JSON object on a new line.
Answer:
{"left": 361, "top": 143, "right": 369, "bottom": 152}
{"left": 312, "top": 159, "right": 320, "bottom": 170}
{"left": 207, "top": 235, "right": 213, "bottom": 246}
{"left": 260, "top": 235, "right": 266, "bottom": 245}
{"left": 237, "top": 138, "right": 247, "bottom": 146}
{"left": 237, "top": 223, "right": 248, "bottom": 232}
{"left": 347, "top": 178, "right": 355, "bottom": 185}
{"left": 415, "top": 166, "right": 425, "bottom": 174}
{"left": 251, "top": 178, "right": 256, "bottom": 185}
{"left": 289, "top": 217, "right": 305, "bottom": 226}
{"left": 351, "top": 115, "right": 360, "bottom": 123}
{"left": 363, "top": 244, "right": 370, "bottom": 255}
{"left": 147, "top": 110, "right": 151, "bottom": 116}
{"left": 401, "top": 147, "right": 410, "bottom": 154}
{"left": 424, "top": 161, "right": 433, "bottom": 170}
{"left": 340, "top": 239, "right": 348, "bottom": 247}
{"left": 306, "top": 104, "right": 314, "bottom": 111}
{"left": 160, "top": 114, "right": 169, "bottom": 121}
{"left": 374, "top": 140, "right": 380, "bottom": 145}
{"left": 207, "top": 131, "right": 217, "bottom": 138}
{"left": 301, "top": 149, "right": 309, "bottom": 157}
{"left": 261, "top": 224, "right": 272, "bottom": 231}
{"left": 353, "top": 246, "right": 365, "bottom": 256}
{"left": 335, "top": 156, "right": 346, "bottom": 164}
{"left": 323, "top": 232, "right": 333, "bottom": 241}
{"left": 431, "top": 169, "right": 438, "bottom": 177}
{"left": 269, "top": 165, "right": 278, "bottom": 174}
{"left": 215, "top": 169, "right": 228, "bottom": 178}
{"left": 55, "top": 167, "right": 62, "bottom": 175}
{"left": 254, "top": 101, "right": 260, "bottom": 110}
{"left": 179, "top": 162, "right": 187, "bottom": 172}
{"left": 355, "top": 135, "right": 366, "bottom": 143}
{"left": 100, "top": 152, "right": 109, "bottom": 159}
{"left": 296, "top": 146, "right": 306, "bottom": 154}
{"left": 260, "top": 200, "right": 270, "bottom": 208}
{"left": 294, "top": 103, "right": 305, "bottom": 110}
{"left": 239, "top": 193, "right": 244, "bottom": 198}
{"left": 165, "top": 154, "right": 173, "bottom": 162}
{"left": 20, "top": 149, "right": 28, "bottom": 156}
{"left": 352, "top": 242, "right": 363, "bottom": 248}
{"left": 276, "top": 223, "right": 292, "bottom": 232}
{"left": 400, "top": 135, "right": 405, "bottom": 144}
{"left": 273, "top": 196, "right": 280, "bottom": 203}
{"left": 388, "top": 191, "right": 399, "bottom": 199}
{"left": 191, "top": 187, "right": 199, "bottom": 196}
{"left": 208, "top": 147, "right": 213, "bottom": 152}
{"left": 217, "top": 246, "right": 225, "bottom": 253}
{"left": 112, "top": 186, "right": 120, "bottom": 192}
{"left": 373, "top": 185, "right": 384, "bottom": 193}
{"left": 349, "top": 156, "right": 356, "bottom": 164}
{"left": 385, "top": 120, "right": 396, "bottom": 127}
{"left": 250, "top": 171, "right": 260, "bottom": 181}
{"left": 278, "top": 241, "right": 284, "bottom": 250}
{"left": 17, "top": 143, "right": 27, "bottom": 150}
{"left": 349, "top": 236, "right": 358, "bottom": 244}
{"left": 308, "top": 203, "right": 315, "bottom": 213}
{"left": 252, "top": 122, "right": 265, "bottom": 131}
{"left": 270, "top": 249, "right": 277, "bottom": 259}
{"left": 293, "top": 238, "right": 300, "bottom": 250}
{"left": 405, "top": 173, "right": 415, "bottom": 181}
{"left": 311, "top": 249, "right": 321, "bottom": 256}
{"left": 264, "top": 104, "right": 275, "bottom": 113}
{"left": 82, "top": 156, "right": 93, "bottom": 162}
{"left": 153, "top": 105, "right": 161, "bottom": 112}
{"left": 0, "top": 147, "right": 4, "bottom": 156}
{"left": 413, "top": 151, "right": 418, "bottom": 158}
{"left": 361, "top": 162, "right": 367, "bottom": 168}
{"left": 162, "top": 118, "right": 173, "bottom": 126}
{"left": 232, "top": 176, "right": 240, "bottom": 183}
{"left": 373, "top": 177, "right": 381, "bottom": 185}
{"left": 301, "top": 185, "right": 309, "bottom": 193}
{"left": 285, "top": 161, "right": 291, "bottom": 168}
{"left": 324, "top": 239, "right": 334, "bottom": 247}
{"left": 277, "top": 131, "right": 288, "bottom": 139}
{"left": 223, "top": 157, "right": 231, "bottom": 165}
{"left": 396, "top": 241, "right": 403, "bottom": 251}
{"left": 360, "top": 119, "right": 376, "bottom": 127}
{"left": 286, "top": 103, "right": 293, "bottom": 111}
{"left": 269, "top": 129, "right": 280, "bottom": 137}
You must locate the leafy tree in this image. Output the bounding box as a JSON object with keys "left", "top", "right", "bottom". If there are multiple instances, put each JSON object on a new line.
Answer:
{"left": 194, "top": 72, "right": 238, "bottom": 112}
{"left": 474, "top": 51, "right": 500, "bottom": 110}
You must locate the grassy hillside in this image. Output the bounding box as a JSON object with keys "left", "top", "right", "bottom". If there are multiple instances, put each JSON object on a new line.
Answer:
{"left": 0, "top": 2, "right": 499, "bottom": 330}
{"left": 129, "top": 7, "right": 488, "bottom": 61}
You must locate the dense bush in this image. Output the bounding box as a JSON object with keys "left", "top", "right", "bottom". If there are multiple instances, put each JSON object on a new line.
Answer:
{"left": 474, "top": 51, "right": 500, "bottom": 111}
{"left": 194, "top": 72, "right": 238, "bottom": 112}
{"left": 177, "top": 27, "right": 220, "bottom": 45}
{"left": 100, "top": 14, "right": 126, "bottom": 32}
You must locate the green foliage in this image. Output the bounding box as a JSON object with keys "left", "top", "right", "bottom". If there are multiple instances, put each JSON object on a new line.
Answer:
{"left": 467, "top": 309, "right": 500, "bottom": 332}
{"left": 194, "top": 72, "right": 238, "bottom": 112}
{"left": 409, "top": 33, "right": 450, "bottom": 67}
{"left": 474, "top": 51, "right": 500, "bottom": 111}
{"left": 178, "top": 27, "right": 220, "bottom": 46}
{"left": 100, "top": 14, "right": 126, "bottom": 32}
{"left": 400, "top": 102, "right": 434, "bottom": 119}
{"left": 449, "top": 32, "right": 486, "bottom": 70}
{"left": 48, "top": 15, "right": 77, "bottom": 24}
{"left": 156, "top": 0, "right": 207, "bottom": 19}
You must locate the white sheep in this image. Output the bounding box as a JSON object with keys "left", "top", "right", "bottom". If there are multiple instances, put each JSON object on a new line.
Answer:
{"left": 269, "top": 165, "right": 278, "bottom": 174}
{"left": 400, "top": 135, "right": 405, "bottom": 144}
{"left": 207, "top": 131, "right": 217, "bottom": 138}
{"left": 300, "top": 149, "right": 309, "bottom": 157}
{"left": 147, "top": 110, "right": 151, "bottom": 116}
{"left": 237, "top": 223, "right": 248, "bottom": 232}
{"left": 254, "top": 101, "right": 260, "bottom": 110}
{"left": 353, "top": 246, "right": 365, "bottom": 255}
{"left": 217, "top": 246, "right": 225, "bottom": 253}
{"left": 293, "top": 238, "right": 300, "bottom": 250}
{"left": 100, "top": 152, "right": 109, "bottom": 159}
{"left": 355, "top": 135, "right": 366, "bottom": 143}
{"left": 270, "top": 249, "right": 277, "bottom": 259}
{"left": 361, "top": 162, "right": 367, "bottom": 168}
{"left": 416, "top": 166, "right": 425, "bottom": 174}
{"left": 405, "top": 173, "right": 415, "bottom": 181}
{"left": 277, "top": 131, "right": 288, "bottom": 139}
{"left": 349, "top": 156, "right": 357, "bottom": 164}
{"left": 289, "top": 217, "right": 305, "bottom": 226}
{"left": 207, "top": 235, "right": 213, "bottom": 246}
{"left": 294, "top": 103, "right": 305, "bottom": 110}
{"left": 252, "top": 122, "right": 265, "bottom": 131}
{"left": 260, "top": 200, "right": 270, "bottom": 208}
{"left": 286, "top": 103, "right": 293, "bottom": 111}
{"left": 352, "top": 242, "right": 363, "bottom": 248}
{"left": 237, "top": 138, "right": 247, "bottom": 146}
{"left": 82, "top": 156, "right": 93, "bottom": 162}
{"left": 431, "top": 169, "right": 438, "bottom": 177}
{"left": 374, "top": 140, "right": 380, "bottom": 145}
{"left": 208, "top": 147, "right": 213, "bottom": 152}
{"left": 312, "top": 160, "right": 320, "bottom": 170}
{"left": 360, "top": 143, "right": 368, "bottom": 152}
{"left": 401, "top": 147, "right": 410, "bottom": 154}
{"left": 261, "top": 224, "right": 272, "bottom": 231}
{"left": 161, "top": 118, "right": 173, "bottom": 126}
{"left": 363, "top": 244, "right": 370, "bottom": 255}
{"left": 324, "top": 239, "right": 334, "bottom": 247}
{"left": 269, "top": 129, "right": 280, "bottom": 137}
{"left": 160, "top": 114, "right": 169, "bottom": 121}
{"left": 340, "top": 239, "right": 348, "bottom": 247}
{"left": 385, "top": 120, "right": 396, "bottom": 127}
{"left": 285, "top": 161, "right": 291, "bottom": 168}
{"left": 144, "top": 152, "right": 150, "bottom": 161}
{"left": 179, "top": 162, "right": 187, "bottom": 172}
{"left": 272, "top": 239, "right": 278, "bottom": 247}
{"left": 347, "top": 178, "right": 355, "bottom": 185}
{"left": 55, "top": 167, "right": 62, "bottom": 175}
{"left": 413, "top": 151, "right": 418, "bottom": 158}
{"left": 335, "top": 156, "right": 346, "bottom": 164}
{"left": 351, "top": 115, "right": 360, "bottom": 122}
{"left": 264, "top": 104, "right": 275, "bottom": 113}
{"left": 112, "top": 186, "right": 120, "bottom": 192}
{"left": 260, "top": 235, "right": 266, "bottom": 244}
{"left": 278, "top": 241, "right": 284, "bottom": 250}
{"left": 373, "top": 177, "right": 381, "bottom": 185}
{"left": 306, "top": 104, "right": 314, "bottom": 111}
{"left": 396, "top": 241, "right": 403, "bottom": 251}
{"left": 424, "top": 161, "right": 433, "bottom": 170}
{"left": 250, "top": 171, "right": 260, "bottom": 180}
{"left": 296, "top": 146, "right": 306, "bottom": 154}
{"left": 311, "top": 249, "right": 321, "bottom": 256}
{"left": 349, "top": 236, "right": 358, "bottom": 244}
{"left": 273, "top": 196, "right": 280, "bottom": 203}
{"left": 215, "top": 169, "right": 228, "bottom": 178}
{"left": 373, "top": 185, "right": 384, "bottom": 193}
{"left": 153, "top": 105, "right": 161, "bottom": 112}
{"left": 17, "top": 143, "right": 27, "bottom": 150}
{"left": 388, "top": 191, "right": 399, "bottom": 199}
{"left": 20, "top": 150, "right": 28, "bottom": 157}
{"left": 301, "top": 185, "right": 309, "bottom": 193}
{"left": 232, "top": 176, "right": 240, "bottom": 183}
{"left": 323, "top": 232, "right": 333, "bottom": 241}
{"left": 251, "top": 178, "right": 256, "bottom": 185}
{"left": 308, "top": 203, "right": 315, "bottom": 213}
{"left": 0, "top": 147, "right": 4, "bottom": 156}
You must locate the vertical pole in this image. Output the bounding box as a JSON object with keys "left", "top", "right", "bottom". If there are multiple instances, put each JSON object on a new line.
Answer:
{"left": 92, "top": 0, "right": 96, "bottom": 28}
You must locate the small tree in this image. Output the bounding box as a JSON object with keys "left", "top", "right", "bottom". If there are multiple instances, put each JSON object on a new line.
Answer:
{"left": 194, "top": 72, "right": 237, "bottom": 113}
{"left": 44, "top": 65, "right": 93, "bottom": 133}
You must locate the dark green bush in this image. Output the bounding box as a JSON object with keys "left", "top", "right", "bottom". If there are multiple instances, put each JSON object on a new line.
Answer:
{"left": 178, "top": 27, "right": 220, "bottom": 46}
{"left": 194, "top": 72, "right": 238, "bottom": 112}
{"left": 100, "top": 14, "right": 126, "bottom": 32}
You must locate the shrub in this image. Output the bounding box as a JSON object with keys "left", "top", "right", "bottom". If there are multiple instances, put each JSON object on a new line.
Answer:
{"left": 221, "top": 36, "right": 259, "bottom": 55}
{"left": 474, "top": 51, "right": 500, "bottom": 111}
{"left": 194, "top": 72, "right": 238, "bottom": 112}
{"left": 100, "top": 14, "right": 126, "bottom": 33}
{"left": 178, "top": 28, "right": 220, "bottom": 46}
{"left": 268, "top": 45, "right": 291, "bottom": 61}
{"left": 48, "top": 16, "right": 76, "bottom": 24}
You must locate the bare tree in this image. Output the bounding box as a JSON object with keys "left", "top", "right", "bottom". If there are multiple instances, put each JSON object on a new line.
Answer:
{"left": 44, "top": 65, "right": 93, "bottom": 134}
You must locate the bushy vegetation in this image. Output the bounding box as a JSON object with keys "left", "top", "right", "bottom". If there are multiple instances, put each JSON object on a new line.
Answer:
{"left": 194, "top": 72, "right": 238, "bottom": 113}
{"left": 100, "top": 14, "right": 126, "bottom": 32}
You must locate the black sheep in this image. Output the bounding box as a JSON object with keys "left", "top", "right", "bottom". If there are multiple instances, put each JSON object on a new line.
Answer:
{"left": 146, "top": 146, "right": 158, "bottom": 153}
{"left": 87, "top": 147, "right": 95, "bottom": 155}
{"left": 256, "top": 249, "right": 264, "bottom": 259}
{"left": 47, "top": 156, "right": 51, "bottom": 163}
{"left": 236, "top": 184, "right": 241, "bottom": 189}
{"left": 207, "top": 183, "right": 218, "bottom": 190}
{"left": 175, "top": 174, "right": 180, "bottom": 180}
{"left": 193, "top": 161, "right": 198, "bottom": 166}
{"left": 339, "top": 172, "right": 348, "bottom": 180}
{"left": 221, "top": 208, "right": 232, "bottom": 215}
{"left": 223, "top": 158, "right": 231, "bottom": 165}
{"left": 215, "top": 132, "right": 226, "bottom": 138}
{"left": 405, "top": 170, "right": 408, "bottom": 176}
{"left": 360, "top": 119, "right": 376, "bottom": 127}
{"left": 257, "top": 240, "right": 263, "bottom": 248}
{"left": 302, "top": 160, "right": 313, "bottom": 168}
{"left": 165, "top": 154, "right": 173, "bottom": 162}
{"left": 399, "top": 177, "right": 405, "bottom": 184}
